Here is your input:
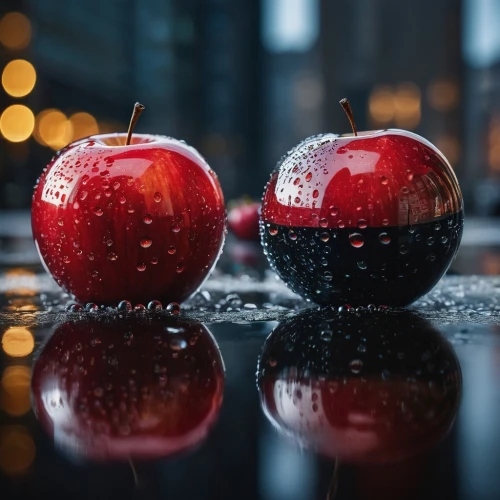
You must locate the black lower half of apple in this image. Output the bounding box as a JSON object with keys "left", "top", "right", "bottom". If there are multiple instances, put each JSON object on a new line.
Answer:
{"left": 261, "top": 211, "right": 464, "bottom": 307}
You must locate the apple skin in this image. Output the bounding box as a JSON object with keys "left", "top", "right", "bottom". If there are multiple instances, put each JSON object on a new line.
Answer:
{"left": 260, "top": 130, "right": 464, "bottom": 306}
{"left": 31, "top": 317, "right": 225, "bottom": 462}
{"left": 31, "top": 133, "right": 226, "bottom": 306}
{"left": 227, "top": 201, "right": 261, "bottom": 241}
{"left": 257, "top": 309, "right": 461, "bottom": 464}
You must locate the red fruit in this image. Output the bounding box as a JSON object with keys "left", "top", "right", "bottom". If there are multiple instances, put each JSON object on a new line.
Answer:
{"left": 32, "top": 129, "right": 225, "bottom": 306}
{"left": 260, "top": 100, "right": 463, "bottom": 306}
{"left": 227, "top": 201, "right": 261, "bottom": 241}
{"left": 31, "top": 317, "right": 224, "bottom": 461}
{"left": 258, "top": 309, "right": 461, "bottom": 464}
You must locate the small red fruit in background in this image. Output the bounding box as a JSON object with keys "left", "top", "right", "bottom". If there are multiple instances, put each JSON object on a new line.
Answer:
{"left": 31, "top": 317, "right": 225, "bottom": 461}
{"left": 31, "top": 103, "right": 225, "bottom": 306}
{"left": 227, "top": 199, "right": 261, "bottom": 242}
{"left": 260, "top": 99, "right": 464, "bottom": 307}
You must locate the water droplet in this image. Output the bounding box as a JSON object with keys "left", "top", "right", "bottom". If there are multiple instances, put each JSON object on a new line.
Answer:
{"left": 357, "top": 219, "right": 367, "bottom": 229}
{"left": 330, "top": 206, "right": 339, "bottom": 216}
{"left": 399, "top": 245, "right": 409, "bottom": 255}
{"left": 269, "top": 226, "right": 278, "bottom": 236}
{"left": 166, "top": 302, "right": 181, "bottom": 315}
{"left": 406, "top": 171, "right": 414, "bottom": 181}
{"left": 379, "top": 232, "right": 391, "bottom": 244}
{"left": 154, "top": 192, "right": 162, "bottom": 202}
{"left": 380, "top": 176, "right": 388, "bottom": 185}
{"left": 294, "top": 196, "right": 301, "bottom": 204}
{"left": 382, "top": 218, "right": 389, "bottom": 226}
{"left": 119, "top": 196, "right": 126, "bottom": 204}
{"left": 134, "top": 304, "right": 145, "bottom": 311}
{"left": 58, "top": 219, "right": 64, "bottom": 226}
{"left": 427, "top": 237, "right": 434, "bottom": 245}
{"left": 80, "top": 191, "right": 88, "bottom": 201}
{"left": 323, "top": 271, "right": 333, "bottom": 281}
{"left": 176, "top": 262, "right": 185, "bottom": 273}
{"left": 85, "top": 303, "right": 98, "bottom": 312}
{"left": 148, "top": 300, "right": 162, "bottom": 311}
{"left": 143, "top": 214, "right": 153, "bottom": 224}
{"left": 305, "top": 172, "right": 312, "bottom": 182}
{"left": 107, "top": 252, "right": 118, "bottom": 261}
{"left": 288, "top": 229, "right": 297, "bottom": 241}
{"left": 441, "top": 236, "right": 448, "bottom": 244}
{"left": 93, "top": 207, "right": 103, "bottom": 216}
{"left": 63, "top": 255, "right": 70, "bottom": 264}
{"left": 427, "top": 253, "right": 436, "bottom": 262}
{"left": 312, "top": 189, "right": 319, "bottom": 198}
{"left": 293, "top": 177, "right": 300, "bottom": 186}
{"left": 82, "top": 175, "right": 89, "bottom": 185}
{"left": 140, "top": 238, "right": 152, "bottom": 248}
{"left": 170, "top": 338, "right": 187, "bottom": 351}
{"left": 171, "top": 222, "right": 181, "bottom": 233}
{"left": 349, "top": 359, "right": 363, "bottom": 374}
{"left": 357, "top": 261, "right": 367, "bottom": 270}
{"left": 113, "top": 182, "right": 120, "bottom": 190}
{"left": 151, "top": 256, "right": 158, "bottom": 264}
{"left": 168, "top": 246, "right": 176, "bottom": 255}
{"left": 401, "top": 186, "right": 409, "bottom": 194}
{"left": 349, "top": 233, "right": 364, "bottom": 248}
{"left": 338, "top": 220, "right": 345, "bottom": 228}
{"left": 381, "top": 370, "right": 391, "bottom": 380}
{"left": 320, "top": 232, "right": 330, "bottom": 242}
{"left": 357, "top": 344, "right": 367, "bottom": 353}
{"left": 118, "top": 300, "right": 132, "bottom": 312}
{"left": 137, "top": 263, "right": 146, "bottom": 272}
{"left": 319, "top": 218, "right": 328, "bottom": 228}
{"left": 66, "top": 303, "right": 83, "bottom": 312}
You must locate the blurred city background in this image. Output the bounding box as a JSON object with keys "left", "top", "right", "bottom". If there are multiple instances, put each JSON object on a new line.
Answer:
{"left": 0, "top": 0, "right": 500, "bottom": 270}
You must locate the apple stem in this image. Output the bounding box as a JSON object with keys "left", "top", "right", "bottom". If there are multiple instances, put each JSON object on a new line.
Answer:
{"left": 129, "top": 458, "right": 140, "bottom": 488}
{"left": 126, "top": 102, "right": 145, "bottom": 145}
{"left": 339, "top": 98, "right": 358, "bottom": 137}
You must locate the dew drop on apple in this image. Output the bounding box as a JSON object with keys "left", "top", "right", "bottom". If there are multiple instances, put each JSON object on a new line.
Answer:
{"left": 382, "top": 218, "right": 389, "bottom": 226}
{"left": 63, "top": 256, "right": 70, "bottom": 264}
{"left": 401, "top": 186, "right": 409, "bottom": 195}
{"left": 80, "top": 191, "right": 88, "bottom": 201}
{"left": 379, "top": 232, "right": 391, "bottom": 244}
{"left": 107, "top": 252, "right": 118, "bottom": 261}
{"left": 357, "top": 219, "right": 367, "bottom": 229}
{"left": 176, "top": 262, "right": 185, "bottom": 273}
{"left": 137, "top": 263, "right": 146, "bottom": 272}
{"left": 85, "top": 302, "right": 98, "bottom": 312}
{"left": 312, "top": 190, "right": 319, "bottom": 198}
{"left": 170, "top": 338, "right": 187, "bottom": 351}
{"left": 268, "top": 226, "right": 278, "bottom": 236}
{"left": 168, "top": 246, "right": 176, "bottom": 255}
{"left": 66, "top": 303, "right": 83, "bottom": 312}
{"left": 288, "top": 229, "right": 297, "bottom": 241}
{"left": 305, "top": 172, "right": 312, "bottom": 182}
{"left": 427, "top": 237, "right": 434, "bottom": 245}
{"left": 441, "top": 236, "right": 448, "bottom": 244}
{"left": 399, "top": 245, "right": 409, "bottom": 255}
{"left": 82, "top": 175, "right": 89, "bottom": 185}
{"left": 349, "top": 359, "right": 363, "bottom": 374}
{"left": 113, "top": 182, "right": 120, "bottom": 190}
{"left": 380, "top": 176, "right": 388, "bottom": 185}
{"left": 319, "top": 218, "right": 328, "bottom": 228}
{"left": 128, "top": 206, "right": 135, "bottom": 214}
{"left": 330, "top": 206, "right": 339, "bottom": 216}
{"left": 357, "top": 261, "right": 367, "bottom": 270}
{"left": 119, "top": 196, "right": 126, "bottom": 204}
{"left": 140, "top": 238, "right": 152, "bottom": 248}
{"left": 106, "top": 239, "right": 113, "bottom": 246}
{"left": 58, "top": 218, "right": 64, "bottom": 226}
{"left": 118, "top": 300, "right": 132, "bottom": 312}
{"left": 171, "top": 222, "right": 181, "bottom": 233}
{"left": 151, "top": 256, "right": 158, "bottom": 264}
{"left": 93, "top": 207, "right": 103, "bottom": 216}
{"left": 134, "top": 304, "right": 145, "bottom": 311}
{"left": 88, "top": 253, "right": 95, "bottom": 261}
{"left": 320, "top": 232, "right": 330, "bottom": 242}
{"left": 143, "top": 214, "right": 153, "bottom": 224}
{"left": 338, "top": 220, "right": 345, "bottom": 228}
{"left": 406, "top": 171, "right": 414, "bottom": 181}
{"left": 166, "top": 302, "right": 181, "bottom": 315}
{"left": 154, "top": 192, "right": 162, "bottom": 202}
{"left": 323, "top": 271, "right": 333, "bottom": 281}
{"left": 434, "top": 222, "right": 441, "bottom": 231}
{"left": 147, "top": 300, "right": 162, "bottom": 311}
{"left": 349, "top": 233, "right": 364, "bottom": 248}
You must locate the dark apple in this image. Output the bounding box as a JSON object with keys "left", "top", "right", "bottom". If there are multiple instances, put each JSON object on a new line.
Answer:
{"left": 227, "top": 200, "right": 261, "bottom": 241}
{"left": 260, "top": 99, "right": 464, "bottom": 306}
{"left": 31, "top": 317, "right": 225, "bottom": 461}
{"left": 258, "top": 308, "right": 461, "bottom": 464}
{"left": 32, "top": 104, "right": 226, "bottom": 306}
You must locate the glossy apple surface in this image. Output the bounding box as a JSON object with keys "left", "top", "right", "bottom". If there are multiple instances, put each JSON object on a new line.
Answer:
{"left": 227, "top": 201, "right": 261, "bottom": 241}
{"left": 32, "top": 133, "right": 226, "bottom": 305}
{"left": 258, "top": 309, "right": 461, "bottom": 464}
{"left": 260, "top": 130, "right": 464, "bottom": 306}
{"left": 31, "top": 317, "right": 225, "bottom": 461}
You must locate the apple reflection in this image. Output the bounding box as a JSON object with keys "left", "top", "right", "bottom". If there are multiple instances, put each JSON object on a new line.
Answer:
{"left": 31, "top": 317, "right": 224, "bottom": 462}
{"left": 258, "top": 309, "right": 461, "bottom": 464}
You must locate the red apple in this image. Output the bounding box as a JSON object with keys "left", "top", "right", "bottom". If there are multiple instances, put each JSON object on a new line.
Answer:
{"left": 227, "top": 200, "right": 261, "bottom": 241}
{"left": 31, "top": 317, "right": 225, "bottom": 461}
{"left": 31, "top": 104, "right": 225, "bottom": 306}
{"left": 258, "top": 309, "right": 461, "bottom": 464}
{"left": 260, "top": 99, "right": 464, "bottom": 306}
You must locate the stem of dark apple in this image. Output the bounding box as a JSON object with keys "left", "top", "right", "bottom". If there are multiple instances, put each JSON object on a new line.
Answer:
{"left": 126, "top": 102, "right": 145, "bottom": 145}
{"left": 339, "top": 98, "right": 358, "bottom": 137}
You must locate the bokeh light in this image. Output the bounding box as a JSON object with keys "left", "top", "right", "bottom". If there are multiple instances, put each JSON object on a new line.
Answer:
{"left": 0, "top": 13, "right": 31, "bottom": 50}
{"left": 393, "top": 83, "right": 421, "bottom": 129}
{"left": 1, "top": 366, "right": 31, "bottom": 416}
{"left": 435, "top": 134, "right": 461, "bottom": 167}
{"left": 368, "top": 86, "right": 395, "bottom": 125}
{"left": 2, "top": 59, "right": 36, "bottom": 97}
{"left": 1, "top": 327, "right": 34, "bottom": 357}
{"left": 427, "top": 79, "right": 460, "bottom": 112}
{"left": 34, "top": 109, "right": 73, "bottom": 150}
{"left": 69, "top": 112, "right": 99, "bottom": 141}
{"left": 0, "top": 105, "right": 35, "bottom": 142}
{"left": 0, "top": 426, "right": 36, "bottom": 475}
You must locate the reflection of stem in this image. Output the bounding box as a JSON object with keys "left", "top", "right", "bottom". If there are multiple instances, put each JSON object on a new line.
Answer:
{"left": 129, "top": 458, "right": 139, "bottom": 488}
{"left": 326, "top": 460, "right": 339, "bottom": 500}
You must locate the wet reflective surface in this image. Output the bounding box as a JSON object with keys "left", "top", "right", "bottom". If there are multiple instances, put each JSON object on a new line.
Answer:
{"left": 0, "top": 267, "right": 500, "bottom": 499}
